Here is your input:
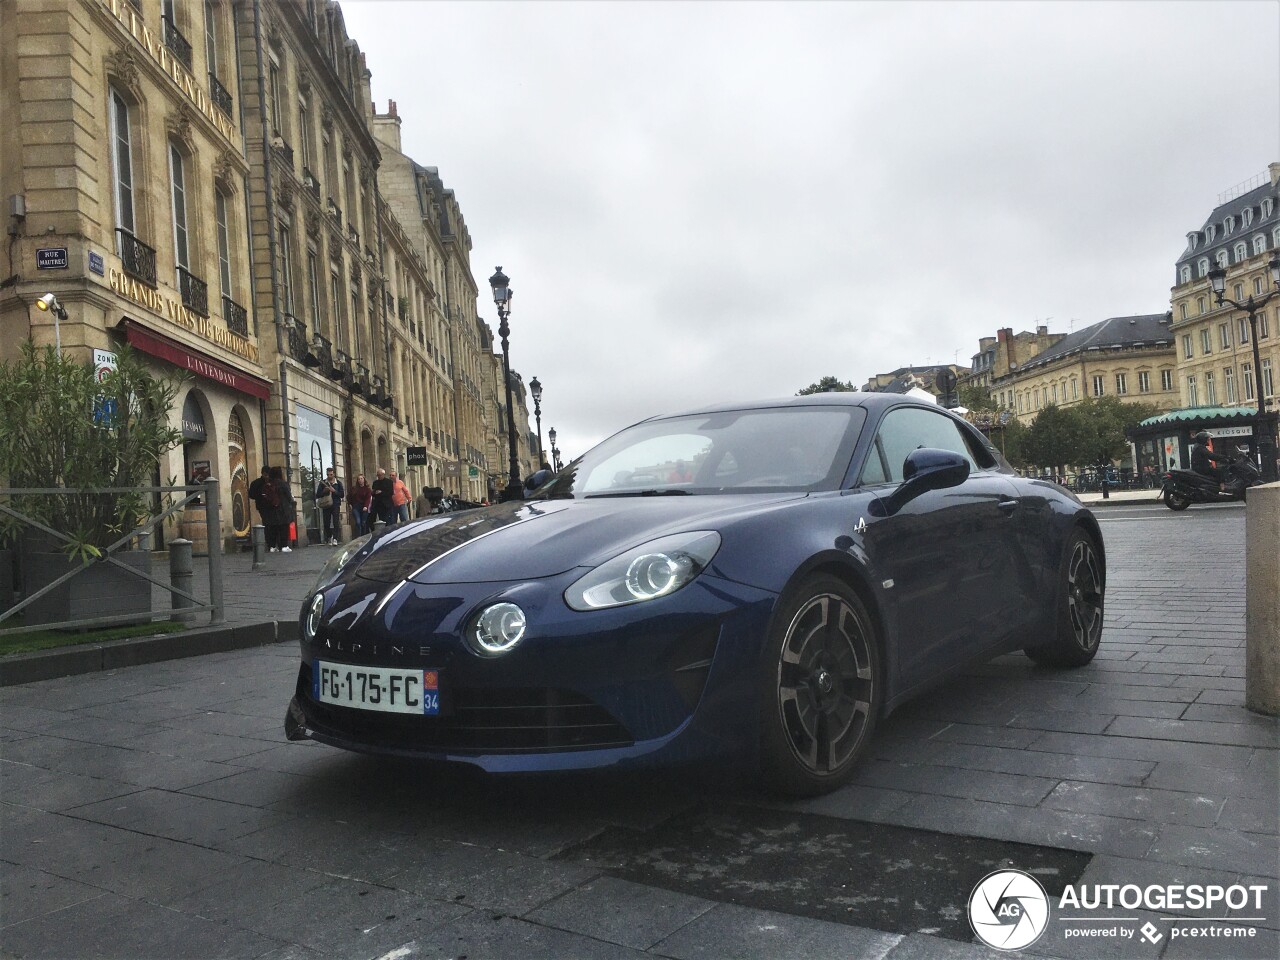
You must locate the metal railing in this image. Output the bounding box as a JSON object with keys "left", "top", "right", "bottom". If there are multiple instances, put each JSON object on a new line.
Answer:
{"left": 223, "top": 295, "right": 248, "bottom": 336}
{"left": 117, "top": 229, "right": 157, "bottom": 287}
{"left": 0, "top": 480, "right": 224, "bottom": 635}
{"left": 178, "top": 266, "right": 209, "bottom": 317}
{"left": 162, "top": 15, "right": 193, "bottom": 69}
{"left": 284, "top": 314, "right": 307, "bottom": 362}
{"left": 209, "top": 72, "right": 233, "bottom": 116}
{"left": 302, "top": 167, "right": 320, "bottom": 199}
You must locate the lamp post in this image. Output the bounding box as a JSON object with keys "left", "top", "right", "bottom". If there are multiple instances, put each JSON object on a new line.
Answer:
{"left": 488, "top": 266, "right": 522, "bottom": 500}
{"left": 548, "top": 427, "right": 560, "bottom": 471}
{"left": 529, "top": 376, "right": 544, "bottom": 466}
{"left": 1207, "top": 252, "right": 1280, "bottom": 483}
{"left": 35, "top": 293, "right": 68, "bottom": 357}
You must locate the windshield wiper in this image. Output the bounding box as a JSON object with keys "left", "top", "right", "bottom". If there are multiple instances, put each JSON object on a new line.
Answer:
{"left": 585, "top": 489, "right": 692, "bottom": 498}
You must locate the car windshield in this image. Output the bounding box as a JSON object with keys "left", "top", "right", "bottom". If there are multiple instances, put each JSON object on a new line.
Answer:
{"left": 541, "top": 405, "right": 867, "bottom": 498}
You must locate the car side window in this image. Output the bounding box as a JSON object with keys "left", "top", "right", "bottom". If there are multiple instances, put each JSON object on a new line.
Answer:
{"left": 875, "top": 407, "right": 978, "bottom": 483}
{"left": 859, "top": 438, "right": 889, "bottom": 485}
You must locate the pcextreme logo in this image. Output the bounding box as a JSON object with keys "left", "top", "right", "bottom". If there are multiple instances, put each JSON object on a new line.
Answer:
{"left": 969, "top": 869, "right": 1050, "bottom": 951}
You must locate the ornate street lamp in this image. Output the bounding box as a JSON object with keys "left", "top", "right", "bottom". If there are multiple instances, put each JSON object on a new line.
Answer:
{"left": 529, "top": 376, "right": 544, "bottom": 466}
{"left": 488, "top": 266, "right": 522, "bottom": 500}
{"left": 1207, "top": 252, "right": 1280, "bottom": 482}
{"left": 548, "top": 427, "right": 560, "bottom": 471}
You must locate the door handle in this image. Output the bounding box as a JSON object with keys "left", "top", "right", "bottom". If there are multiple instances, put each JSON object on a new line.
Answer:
{"left": 998, "top": 498, "right": 1019, "bottom": 514}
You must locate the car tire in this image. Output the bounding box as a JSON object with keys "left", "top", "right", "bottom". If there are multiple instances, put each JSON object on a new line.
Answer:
{"left": 1025, "top": 528, "right": 1104, "bottom": 668}
{"left": 758, "top": 574, "right": 881, "bottom": 797}
{"left": 1164, "top": 490, "right": 1191, "bottom": 511}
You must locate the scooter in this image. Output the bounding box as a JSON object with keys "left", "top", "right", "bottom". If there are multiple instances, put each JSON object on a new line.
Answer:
{"left": 1160, "top": 449, "right": 1262, "bottom": 510}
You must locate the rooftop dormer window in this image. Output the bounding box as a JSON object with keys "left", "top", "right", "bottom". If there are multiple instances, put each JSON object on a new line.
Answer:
{"left": 1235, "top": 242, "right": 1248, "bottom": 262}
{"left": 1244, "top": 208, "right": 1254, "bottom": 226}
{"left": 1189, "top": 232, "right": 1199, "bottom": 250}
{"left": 1225, "top": 216, "right": 1235, "bottom": 233}
{"left": 1207, "top": 224, "right": 1217, "bottom": 241}
{"left": 1216, "top": 250, "right": 1229, "bottom": 269}
{"left": 1263, "top": 198, "right": 1274, "bottom": 218}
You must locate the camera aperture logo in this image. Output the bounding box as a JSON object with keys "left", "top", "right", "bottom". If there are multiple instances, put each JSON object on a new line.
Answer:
{"left": 969, "top": 869, "right": 1050, "bottom": 951}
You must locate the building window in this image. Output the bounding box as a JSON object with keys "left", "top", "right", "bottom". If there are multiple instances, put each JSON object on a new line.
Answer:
{"left": 1235, "top": 242, "right": 1247, "bottom": 262}
{"left": 1225, "top": 216, "right": 1235, "bottom": 234}
{"left": 1219, "top": 322, "right": 1231, "bottom": 349}
{"left": 1244, "top": 208, "right": 1254, "bottom": 226}
{"left": 1138, "top": 371, "right": 1150, "bottom": 393}
{"left": 1263, "top": 199, "right": 1274, "bottom": 218}
{"left": 109, "top": 89, "right": 135, "bottom": 236}
{"left": 1198, "top": 297, "right": 1206, "bottom": 314}
{"left": 169, "top": 144, "right": 190, "bottom": 273}
{"left": 1216, "top": 250, "right": 1229, "bottom": 269}
{"left": 1265, "top": 359, "right": 1275, "bottom": 399}
{"left": 1179, "top": 266, "right": 1191, "bottom": 285}
{"left": 1188, "top": 375, "right": 1198, "bottom": 406}
{"left": 277, "top": 223, "right": 293, "bottom": 313}
{"left": 214, "top": 189, "right": 232, "bottom": 298}
{"left": 1113, "top": 373, "right": 1126, "bottom": 395}
{"left": 1239, "top": 317, "right": 1251, "bottom": 343}
{"left": 1050, "top": 383, "right": 1058, "bottom": 404}
{"left": 1179, "top": 302, "right": 1188, "bottom": 319}
{"left": 1161, "top": 369, "right": 1173, "bottom": 392}
{"left": 1207, "top": 225, "right": 1217, "bottom": 241}
{"left": 1233, "top": 283, "right": 1245, "bottom": 301}
{"left": 204, "top": 0, "right": 218, "bottom": 75}
{"left": 298, "top": 98, "right": 311, "bottom": 169}
{"left": 1204, "top": 372, "right": 1216, "bottom": 405}
{"left": 1225, "top": 367, "right": 1236, "bottom": 403}
{"left": 307, "top": 250, "right": 322, "bottom": 335}
{"left": 330, "top": 270, "right": 345, "bottom": 348}
{"left": 1255, "top": 277, "right": 1265, "bottom": 296}
{"left": 1244, "top": 363, "right": 1255, "bottom": 401}
{"left": 1200, "top": 328, "right": 1212, "bottom": 354}
{"left": 1198, "top": 258, "right": 1209, "bottom": 277}
{"left": 269, "top": 57, "right": 283, "bottom": 135}
{"left": 1182, "top": 334, "right": 1193, "bottom": 358}
{"left": 1071, "top": 378, "right": 1078, "bottom": 400}
{"left": 1255, "top": 235, "right": 1267, "bottom": 256}
{"left": 1092, "top": 375, "right": 1104, "bottom": 397}
{"left": 1261, "top": 311, "right": 1272, "bottom": 339}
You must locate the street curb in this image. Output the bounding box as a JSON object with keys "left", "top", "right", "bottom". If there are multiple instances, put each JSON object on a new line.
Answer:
{"left": 0, "top": 620, "right": 291, "bottom": 687}
{"left": 1079, "top": 496, "right": 1167, "bottom": 508}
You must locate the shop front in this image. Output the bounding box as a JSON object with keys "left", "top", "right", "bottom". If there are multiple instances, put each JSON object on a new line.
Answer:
{"left": 1129, "top": 406, "right": 1278, "bottom": 480}
{"left": 296, "top": 404, "right": 336, "bottom": 545}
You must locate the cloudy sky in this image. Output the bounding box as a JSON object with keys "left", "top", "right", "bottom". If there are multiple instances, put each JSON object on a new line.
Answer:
{"left": 340, "top": 0, "right": 1280, "bottom": 460}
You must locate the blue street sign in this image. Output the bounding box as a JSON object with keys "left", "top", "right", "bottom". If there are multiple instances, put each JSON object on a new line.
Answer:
{"left": 93, "top": 397, "right": 118, "bottom": 425}
{"left": 36, "top": 248, "right": 68, "bottom": 270}
{"left": 88, "top": 251, "right": 105, "bottom": 275}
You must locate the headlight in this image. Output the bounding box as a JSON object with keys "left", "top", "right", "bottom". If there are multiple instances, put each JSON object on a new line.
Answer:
{"left": 565, "top": 531, "right": 721, "bottom": 611}
{"left": 466, "top": 602, "right": 527, "bottom": 657}
{"left": 311, "top": 533, "right": 372, "bottom": 593}
{"left": 303, "top": 592, "right": 325, "bottom": 641}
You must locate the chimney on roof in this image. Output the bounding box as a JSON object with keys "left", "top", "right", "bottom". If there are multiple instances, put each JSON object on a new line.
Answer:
{"left": 372, "top": 98, "right": 403, "bottom": 153}
{"left": 1270, "top": 161, "right": 1280, "bottom": 187}
{"left": 1036, "top": 325, "right": 1048, "bottom": 336}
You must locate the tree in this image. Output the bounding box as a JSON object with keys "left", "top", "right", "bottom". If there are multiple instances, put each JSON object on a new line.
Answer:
{"left": 1026, "top": 404, "right": 1089, "bottom": 471}
{"left": 797, "top": 376, "right": 856, "bottom": 396}
{"left": 1072, "top": 396, "right": 1162, "bottom": 465}
{"left": 958, "top": 384, "right": 995, "bottom": 411}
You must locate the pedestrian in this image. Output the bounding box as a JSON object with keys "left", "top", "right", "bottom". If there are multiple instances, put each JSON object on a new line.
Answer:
{"left": 248, "top": 466, "right": 272, "bottom": 530}
{"left": 416, "top": 485, "right": 444, "bottom": 518}
{"left": 390, "top": 469, "right": 411, "bottom": 523}
{"left": 371, "top": 467, "right": 395, "bottom": 525}
{"left": 316, "top": 467, "right": 344, "bottom": 545}
{"left": 347, "top": 472, "right": 372, "bottom": 536}
{"left": 264, "top": 466, "right": 295, "bottom": 553}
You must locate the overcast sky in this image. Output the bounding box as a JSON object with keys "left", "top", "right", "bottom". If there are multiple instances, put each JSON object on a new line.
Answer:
{"left": 340, "top": 0, "right": 1280, "bottom": 460}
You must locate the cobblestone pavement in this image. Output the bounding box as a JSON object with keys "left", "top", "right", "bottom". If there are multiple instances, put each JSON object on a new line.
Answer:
{"left": 1, "top": 506, "right": 1276, "bottom": 960}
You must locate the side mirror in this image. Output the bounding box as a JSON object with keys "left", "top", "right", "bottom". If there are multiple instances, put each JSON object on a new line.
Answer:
{"left": 870, "top": 448, "right": 970, "bottom": 518}
{"left": 901, "top": 448, "right": 970, "bottom": 492}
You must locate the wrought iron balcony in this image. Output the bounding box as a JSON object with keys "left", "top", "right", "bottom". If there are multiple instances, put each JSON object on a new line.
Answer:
{"left": 116, "top": 229, "right": 156, "bottom": 287}
{"left": 209, "top": 73, "right": 233, "bottom": 117}
{"left": 284, "top": 314, "right": 307, "bottom": 363}
{"left": 347, "top": 224, "right": 359, "bottom": 246}
{"left": 222, "top": 295, "right": 248, "bottom": 336}
{"left": 327, "top": 198, "right": 341, "bottom": 225}
{"left": 272, "top": 136, "right": 293, "bottom": 166}
{"left": 302, "top": 167, "right": 320, "bottom": 199}
{"left": 177, "top": 266, "right": 209, "bottom": 317}
{"left": 162, "top": 15, "right": 193, "bottom": 70}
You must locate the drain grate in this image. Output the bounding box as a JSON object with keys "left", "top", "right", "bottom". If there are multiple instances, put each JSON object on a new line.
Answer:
{"left": 560, "top": 803, "right": 1092, "bottom": 942}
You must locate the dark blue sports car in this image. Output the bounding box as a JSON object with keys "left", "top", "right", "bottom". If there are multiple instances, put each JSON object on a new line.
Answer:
{"left": 285, "top": 394, "right": 1104, "bottom": 795}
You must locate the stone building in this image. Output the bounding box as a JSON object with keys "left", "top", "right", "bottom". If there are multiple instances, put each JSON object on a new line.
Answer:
{"left": 860, "top": 364, "right": 969, "bottom": 398}
{"left": 1170, "top": 163, "right": 1280, "bottom": 415}
{"left": 372, "top": 102, "right": 495, "bottom": 504}
{"left": 990, "top": 316, "right": 1178, "bottom": 422}
{"left": 1, "top": 0, "right": 269, "bottom": 544}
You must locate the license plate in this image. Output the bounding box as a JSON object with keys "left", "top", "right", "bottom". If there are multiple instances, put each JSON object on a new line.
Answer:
{"left": 313, "top": 660, "right": 440, "bottom": 716}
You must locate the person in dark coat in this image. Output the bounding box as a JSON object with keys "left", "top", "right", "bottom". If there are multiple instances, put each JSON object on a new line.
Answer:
{"left": 316, "top": 467, "right": 344, "bottom": 545}
{"left": 264, "top": 466, "right": 296, "bottom": 552}
{"left": 370, "top": 468, "right": 395, "bottom": 525}
{"left": 248, "top": 467, "right": 272, "bottom": 526}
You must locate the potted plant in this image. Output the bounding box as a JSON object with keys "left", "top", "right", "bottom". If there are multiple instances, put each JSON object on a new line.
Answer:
{"left": 0, "top": 342, "right": 184, "bottom": 626}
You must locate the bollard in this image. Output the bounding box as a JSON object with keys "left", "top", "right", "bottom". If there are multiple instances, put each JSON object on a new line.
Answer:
{"left": 251, "top": 524, "right": 266, "bottom": 571}
{"left": 1245, "top": 481, "right": 1280, "bottom": 716}
{"left": 169, "top": 538, "right": 194, "bottom": 621}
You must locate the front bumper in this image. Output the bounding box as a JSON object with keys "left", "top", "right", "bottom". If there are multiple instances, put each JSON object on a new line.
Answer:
{"left": 285, "top": 571, "right": 777, "bottom": 773}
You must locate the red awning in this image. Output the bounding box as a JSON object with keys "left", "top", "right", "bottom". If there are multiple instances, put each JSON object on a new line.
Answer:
{"left": 121, "top": 320, "right": 271, "bottom": 401}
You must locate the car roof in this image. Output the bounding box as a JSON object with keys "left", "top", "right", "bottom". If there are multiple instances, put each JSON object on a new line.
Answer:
{"left": 647, "top": 392, "right": 941, "bottom": 421}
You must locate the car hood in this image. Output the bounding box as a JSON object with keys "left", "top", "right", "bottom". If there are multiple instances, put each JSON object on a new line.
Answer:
{"left": 351, "top": 493, "right": 804, "bottom": 584}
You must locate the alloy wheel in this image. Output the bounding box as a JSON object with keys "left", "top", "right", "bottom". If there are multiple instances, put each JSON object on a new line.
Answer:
{"left": 776, "top": 593, "right": 874, "bottom": 774}
{"left": 1066, "top": 540, "right": 1103, "bottom": 651}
